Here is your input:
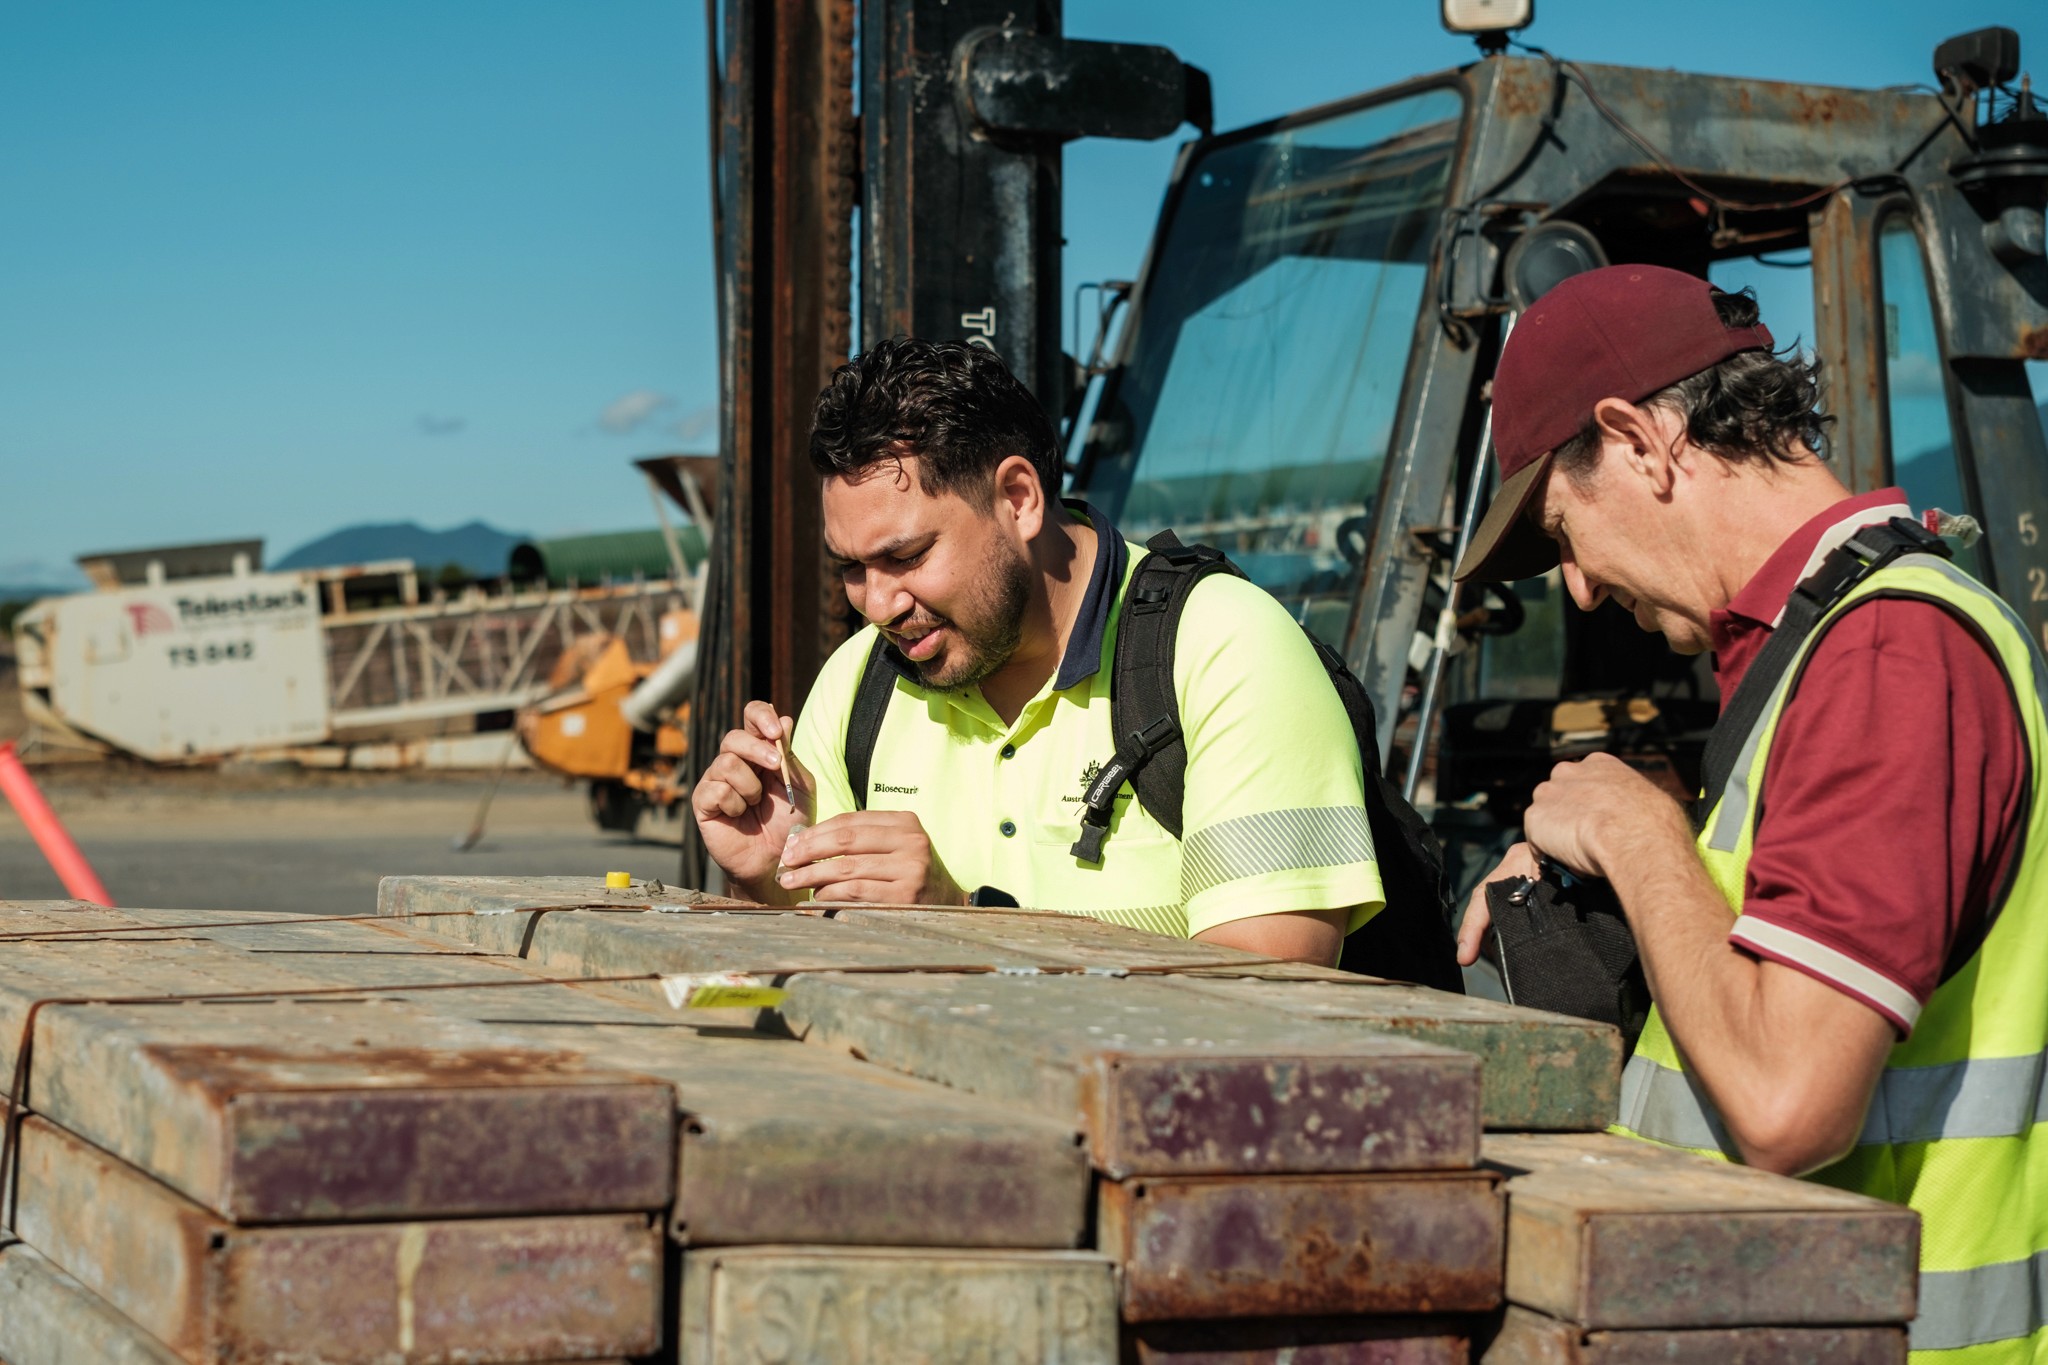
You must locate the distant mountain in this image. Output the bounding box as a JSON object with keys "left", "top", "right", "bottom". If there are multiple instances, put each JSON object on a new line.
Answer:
{"left": 0, "top": 583, "right": 80, "bottom": 604}
{"left": 273, "top": 521, "right": 531, "bottom": 578}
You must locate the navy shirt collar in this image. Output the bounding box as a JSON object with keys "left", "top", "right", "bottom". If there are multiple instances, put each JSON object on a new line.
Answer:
{"left": 876, "top": 497, "right": 1126, "bottom": 693}
{"left": 1053, "top": 499, "right": 1127, "bottom": 692}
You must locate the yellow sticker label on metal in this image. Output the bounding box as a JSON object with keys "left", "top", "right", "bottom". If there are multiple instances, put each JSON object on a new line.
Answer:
{"left": 660, "top": 972, "right": 786, "bottom": 1010}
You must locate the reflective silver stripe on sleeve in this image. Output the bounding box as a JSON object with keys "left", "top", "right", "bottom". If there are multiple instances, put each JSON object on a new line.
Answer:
{"left": 1627, "top": 1049, "right": 2048, "bottom": 1151}
{"left": 1179, "top": 806, "right": 1376, "bottom": 902}
{"left": 1913, "top": 1250, "right": 2048, "bottom": 1352}
{"left": 1617, "top": 1053, "right": 1740, "bottom": 1156}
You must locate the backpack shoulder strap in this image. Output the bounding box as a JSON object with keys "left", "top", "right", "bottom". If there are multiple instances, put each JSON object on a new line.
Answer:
{"left": 1070, "top": 530, "right": 1240, "bottom": 863}
{"left": 843, "top": 635, "right": 898, "bottom": 812}
{"left": 1694, "top": 515, "right": 1950, "bottom": 826}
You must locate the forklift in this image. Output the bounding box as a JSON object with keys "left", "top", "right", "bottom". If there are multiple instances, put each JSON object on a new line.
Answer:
{"left": 685, "top": 0, "right": 2048, "bottom": 911}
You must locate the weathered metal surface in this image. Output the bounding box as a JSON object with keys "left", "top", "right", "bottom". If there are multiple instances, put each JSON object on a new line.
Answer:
{"left": 957, "top": 32, "right": 1205, "bottom": 143}
{"left": 692, "top": 0, "right": 858, "bottom": 884}
{"left": 824, "top": 906, "right": 1325, "bottom": 972}
{"left": 1127, "top": 1318, "right": 1472, "bottom": 1365}
{"left": 1152, "top": 977, "right": 1619, "bottom": 1132}
{"left": 0, "top": 1240, "right": 184, "bottom": 1365}
{"left": 679, "top": 1247, "right": 1118, "bottom": 1365}
{"left": 14, "top": 1114, "right": 662, "bottom": 1362}
{"left": 1485, "top": 1134, "right": 1918, "bottom": 1329}
{"left": 37, "top": 898, "right": 1093, "bottom": 1249}
{"left": 1101, "top": 1173, "right": 1502, "bottom": 1321}
{"left": 489, "top": 1019, "right": 1090, "bottom": 1248}
{"left": 778, "top": 972, "right": 1481, "bottom": 1176}
{"left": 860, "top": 0, "right": 1064, "bottom": 416}
{"left": 1481, "top": 1305, "right": 1905, "bottom": 1365}
{"left": 1807, "top": 190, "right": 1892, "bottom": 498}
{"left": 380, "top": 874, "right": 1019, "bottom": 1014}
{"left": 9, "top": 971, "right": 674, "bottom": 1222}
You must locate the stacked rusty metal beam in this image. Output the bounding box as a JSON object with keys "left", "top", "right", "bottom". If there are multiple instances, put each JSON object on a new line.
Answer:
{"left": 1476, "top": 1134, "right": 1917, "bottom": 1363}
{"left": 0, "top": 898, "right": 1118, "bottom": 1362}
{"left": 0, "top": 882, "right": 1921, "bottom": 1363}
{"left": 379, "top": 875, "right": 1525, "bottom": 1360}
{"left": 0, "top": 901, "right": 672, "bottom": 1363}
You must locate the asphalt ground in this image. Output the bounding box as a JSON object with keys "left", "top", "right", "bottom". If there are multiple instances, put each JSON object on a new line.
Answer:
{"left": 0, "top": 766, "right": 687, "bottom": 916}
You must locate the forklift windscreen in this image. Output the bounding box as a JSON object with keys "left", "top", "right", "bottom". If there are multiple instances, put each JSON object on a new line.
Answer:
{"left": 1075, "top": 87, "right": 1463, "bottom": 644}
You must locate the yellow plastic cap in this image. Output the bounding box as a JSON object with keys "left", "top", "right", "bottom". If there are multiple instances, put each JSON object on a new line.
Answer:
{"left": 605, "top": 871, "right": 632, "bottom": 889}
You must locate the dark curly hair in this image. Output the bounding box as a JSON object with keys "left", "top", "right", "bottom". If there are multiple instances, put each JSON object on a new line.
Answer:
{"left": 807, "top": 337, "right": 1061, "bottom": 501}
{"left": 1554, "top": 287, "right": 1834, "bottom": 483}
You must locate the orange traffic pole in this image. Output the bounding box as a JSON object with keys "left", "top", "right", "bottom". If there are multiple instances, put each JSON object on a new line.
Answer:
{"left": 0, "top": 741, "right": 113, "bottom": 905}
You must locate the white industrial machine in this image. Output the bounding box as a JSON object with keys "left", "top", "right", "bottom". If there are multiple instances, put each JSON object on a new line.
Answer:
{"left": 14, "top": 572, "right": 329, "bottom": 762}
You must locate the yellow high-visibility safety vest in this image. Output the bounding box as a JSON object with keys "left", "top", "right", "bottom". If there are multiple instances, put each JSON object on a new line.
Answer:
{"left": 1614, "top": 553, "right": 2048, "bottom": 1363}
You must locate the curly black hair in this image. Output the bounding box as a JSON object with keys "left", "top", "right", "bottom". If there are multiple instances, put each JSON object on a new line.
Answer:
{"left": 807, "top": 337, "right": 1060, "bottom": 501}
{"left": 1554, "top": 287, "right": 1835, "bottom": 483}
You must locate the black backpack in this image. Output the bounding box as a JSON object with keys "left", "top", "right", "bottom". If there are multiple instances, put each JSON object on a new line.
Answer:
{"left": 843, "top": 530, "right": 1464, "bottom": 992}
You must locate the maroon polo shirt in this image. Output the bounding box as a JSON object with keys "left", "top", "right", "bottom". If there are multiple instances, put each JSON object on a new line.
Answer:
{"left": 1710, "top": 487, "right": 2027, "bottom": 1035}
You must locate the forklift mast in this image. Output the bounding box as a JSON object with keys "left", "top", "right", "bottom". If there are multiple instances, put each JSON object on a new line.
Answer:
{"left": 686, "top": 0, "right": 1206, "bottom": 880}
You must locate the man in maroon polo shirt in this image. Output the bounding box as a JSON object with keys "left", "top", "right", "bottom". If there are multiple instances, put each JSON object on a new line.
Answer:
{"left": 1451, "top": 265, "right": 2027, "bottom": 1178}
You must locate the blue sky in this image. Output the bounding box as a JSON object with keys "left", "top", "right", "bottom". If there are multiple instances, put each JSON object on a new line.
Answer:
{"left": 4, "top": 1, "right": 2043, "bottom": 586}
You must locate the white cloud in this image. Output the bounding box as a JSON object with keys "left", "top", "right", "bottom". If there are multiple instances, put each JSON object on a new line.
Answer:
{"left": 599, "top": 389, "right": 674, "bottom": 434}
{"left": 674, "top": 403, "right": 717, "bottom": 444}
{"left": 417, "top": 413, "right": 465, "bottom": 436}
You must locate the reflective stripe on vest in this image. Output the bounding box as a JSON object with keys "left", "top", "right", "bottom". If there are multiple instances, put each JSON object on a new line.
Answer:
{"left": 1916, "top": 1251, "right": 2048, "bottom": 1352}
{"left": 1622, "top": 1047, "right": 2048, "bottom": 1152}
{"left": 1613, "top": 552, "right": 2048, "bottom": 1363}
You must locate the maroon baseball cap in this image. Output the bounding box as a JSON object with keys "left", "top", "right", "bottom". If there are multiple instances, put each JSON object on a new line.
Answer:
{"left": 1453, "top": 264, "right": 1773, "bottom": 582}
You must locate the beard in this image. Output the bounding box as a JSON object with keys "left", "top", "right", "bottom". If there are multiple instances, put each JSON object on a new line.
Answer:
{"left": 899, "top": 538, "right": 1032, "bottom": 690}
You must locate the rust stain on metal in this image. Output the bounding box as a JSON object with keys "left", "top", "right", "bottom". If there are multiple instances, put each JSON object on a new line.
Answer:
{"left": 1081, "top": 1049, "right": 1481, "bottom": 1178}
{"left": 1126, "top": 1316, "right": 1471, "bottom": 1365}
{"left": 213, "top": 1213, "right": 662, "bottom": 1360}
{"left": 1100, "top": 1172, "right": 1503, "bottom": 1322}
{"left": 2018, "top": 324, "right": 2048, "bottom": 361}
{"left": 143, "top": 1042, "right": 603, "bottom": 1098}
{"left": 223, "top": 1083, "right": 676, "bottom": 1222}
{"left": 1495, "top": 65, "right": 1552, "bottom": 120}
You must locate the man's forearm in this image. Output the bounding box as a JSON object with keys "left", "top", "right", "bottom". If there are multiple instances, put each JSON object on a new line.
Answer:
{"left": 1604, "top": 819, "right": 1855, "bottom": 1172}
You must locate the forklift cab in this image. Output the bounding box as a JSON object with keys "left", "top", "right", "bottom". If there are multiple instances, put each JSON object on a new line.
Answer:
{"left": 1069, "top": 42, "right": 2048, "bottom": 893}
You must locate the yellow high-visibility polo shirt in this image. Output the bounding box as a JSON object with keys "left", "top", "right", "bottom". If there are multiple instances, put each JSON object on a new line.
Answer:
{"left": 791, "top": 504, "right": 1384, "bottom": 938}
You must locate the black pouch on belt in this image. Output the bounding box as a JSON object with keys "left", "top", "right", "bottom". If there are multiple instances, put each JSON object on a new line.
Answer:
{"left": 1485, "top": 870, "right": 1651, "bottom": 1052}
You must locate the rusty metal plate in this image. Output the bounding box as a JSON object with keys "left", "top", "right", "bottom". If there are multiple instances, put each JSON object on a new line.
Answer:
{"left": 0, "top": 1240, "right": 184, "bottom": 1365}
{"left": 14, "top": 1114, "right": 662, "bottom": 1362}
{"left": 1101, "top": 1172, "right": 1502, "bottom": 1321}
{"left": 777, "top": 905, "right": 1610, "bottom": 1131}
{"left": 678, "top": 1246, "right": 1118, "bottom": 1364}
{"left": 1484, "top": 1135, "right": 1918, "bottom": 1329}
{"left": 1482, "top": 1306, "right": 1906, "bottom": 1365}
{"left": 825, "top": 907, "right": 1285, "bottom": 968}
{"left": 491, "top": 1019, "right": 1090, "bottom": 1249}
{"left": 215, "top": 1215, "right": 661, "bottom": 1363}
{"left": 1127, "top": 1317, "right": 1472, "bottom": 1365}
{"left": 71, "top": 902, "right": 1090, "bottom": 1249}
{"left": 29, "top": 995, "right": 674, "bottom": 1223}
{"left": 1152, "top": 978, "right": 1619, "bottom": 1133}
{"left": 780, "top": 972, "right": 1479, "bottom": 1177}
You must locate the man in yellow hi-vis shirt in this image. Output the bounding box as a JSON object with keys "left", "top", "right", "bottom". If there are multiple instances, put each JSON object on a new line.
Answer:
{"left": 690, "top": 337, "right": 1382, "bottom": 966}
